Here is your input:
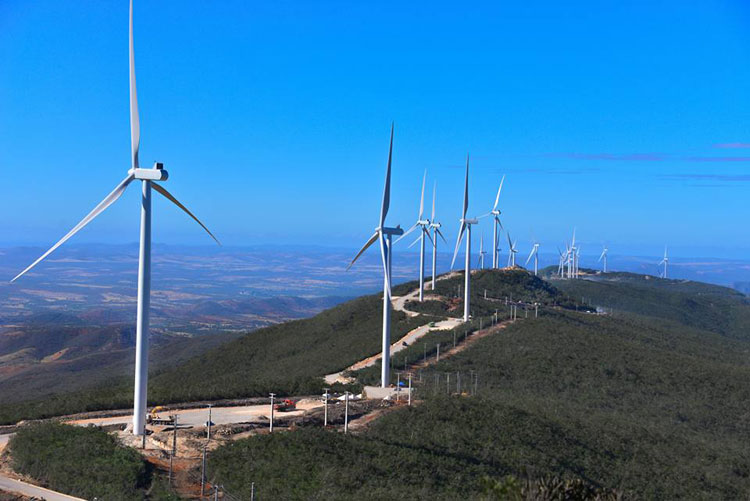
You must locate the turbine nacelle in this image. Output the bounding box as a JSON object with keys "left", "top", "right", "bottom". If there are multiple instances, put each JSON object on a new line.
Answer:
{"left": 461, "top": 218, "right": 479, "bottom": 225}
{"left": 377, "top": 226, "right": 404, "bottom": 236}
{"left": 129, "top": 162, "right": 168, "bottom": 181}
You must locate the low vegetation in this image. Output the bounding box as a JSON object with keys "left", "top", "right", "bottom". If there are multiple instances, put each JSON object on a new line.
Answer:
{"left": 207, "top": 271, "right": 750, "bottom": 498}
{"left": 8, "top": 422, "right": 148, "bottom": 500}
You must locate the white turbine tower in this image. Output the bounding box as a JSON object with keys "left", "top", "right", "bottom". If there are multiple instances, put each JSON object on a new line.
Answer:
{"left": 428, "top": 182, "right": 448, "bottom": 291}
{"left": 659, "top": 246, "right": 669, "bottom": 278}
{"left": 478, "top": 233, "right": 487, "bottom": 269}
{"left": 525, "top": 242, "right": 540, "bottom": 276}
{"left": 506, "top": 233, "right": 518, "bottom": 267}
{"left": 11, "top": 0, "right": 220, "bottom": 436}
{"left": 397, "top": 171, "right": 434, "bottom": 302}
{"left": 479, "top": 176, "right": 505, "bottom": 268}
{"left": 598, "top": 245, "right": 608, "bottom": 273}
{"left": 576, "top": 246, "right": 581, "bottom": 278}
{"left": 348, "top": 124, "right": 403, "bottom": 388}
{"left": 451, "top": 155, "right": 477, "bottom": 322}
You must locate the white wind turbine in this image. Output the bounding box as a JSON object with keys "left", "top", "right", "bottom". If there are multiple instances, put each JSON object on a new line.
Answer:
{"left": 348, "top": 124, "right": 403, "bottom": 388}
{"left": 525, "top": 242, "right": 540, "bottom": 276}
{"left": 576, "top": 246, "right": 581, "bottom": 278}
{"left": 397, "top": 171, "right": 434, "bottom": 302}
{"left": 506, "top": 233, "right": 518, "bottom": 267}
{"left": 478, "top": 233, "right": 487, "bottom": 269}
{"left": 479, "top": 176, "right": 505, "bottom": 268}
{"left": 598, "top": 245, "right": 608, "bottom": 273}
{"left": 428, "top": 182, "right": 448, "bottom": 291}
{"left": 451, "top": 155, "right": 478, "bottom": 322}
{"left": 557, "top": 247, "right": 565, "bottom": 277}
{"left": 659, "top": 246, "right": 669, "bottom": 278}
{"left": 11, "top": 0, "right": 220, "bottom": 436}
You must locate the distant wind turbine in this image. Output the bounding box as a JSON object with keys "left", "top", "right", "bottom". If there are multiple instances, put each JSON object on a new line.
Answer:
{"left": 478, "top": 233, "right": 487, "bottom": 269}
{"left": 506, "top": 233, "right": 518, "bottom": 267}
{"left": 525, "top": 242, "right": 540, "bottom": 276}
{"left": 598, "top": 245, "right": 608, "bottom": 273}
{"left": 397, "top": 170, "right": 434, "bottom": 302}
{"left": 479, "top": 176, "right": 505, "bottom": 268}
{"left": 557, "top": 247, "right": 566, "bottom": 277}
{"left": 11, "top": 0, "right": 220, "bottom": 436}
{"left": 428, "top": 182, "right": 448, "bottom": 291}
{"left": 451, "top": 155, "right": 478, "bottom": 322}
{"left": 659, "top": 246, "right": 669, "bottom": 278}
{"left": 348, "top": 124, "right": 403, "bottom": 388}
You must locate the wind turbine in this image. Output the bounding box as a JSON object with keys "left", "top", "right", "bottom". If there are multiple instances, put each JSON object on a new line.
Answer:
{"left": 428, "top": 182, "right": 448, "bottom": 291}
{"left": 525, "top": 242, "right": 540, "bottom": 276}
{"left": 576, "top": 246, "right": 581, "bottom": 278}
{"left": 348, "top": 124, "right": 403, "bottom": 388}
{"left": 396, "top": 171, "right": 434, "bottom": 302}
{"left": 506, "top": 233, "right": 518, "bottom": 267}
{"left": 557, "top": 247, "right": 565, "bottom": 277}
{"left": 659, "top": 246, "right": 669, "bottom": 278}
{"left": 11, "top": 0, "right": 220, "bottom": 436}
{"left": 450, "top": 155, "right": 477, "bottom": 322}
{"left": 479, "top": 176, "right": 505, "bottom": 268}
{"left": 598, "top": 245, "right": 608, "bottom": 273}
{"left": 478, "top": 233, "right": 487, "bottom": 269}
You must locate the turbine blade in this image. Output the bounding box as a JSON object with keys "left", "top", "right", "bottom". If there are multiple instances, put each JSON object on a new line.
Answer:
{"left": 506, "top": 232, "right": 513, "bottom": 250}
{"left": 407, "top": 234, "right": 422, "bottom": 249}
{"left": 477, "top": 212, "right": 493, "bottom": 220}
{"left": 436, "top": 227, "right": 448, "bottom": 245}
{"left": 12, "top": 175, "right": 135, "bottom": 282}
{"left": 424, "top": 227, "right": 435, "bottom": 247}
{"left": 347, "top": 231, "right": 378, "bottom": 270}
{"left": 380, "top": 123, "right": 394, "bottom": 227}
{"left": 450, "top": 222, "right": 466, "bottom": 269}
{"left": 379, "top": 232, "right": 391, "bottom": 295}
{"left": 492, "top": 174, "right": 505, "bottom": 210}
{"left": 496, "top": 216, "right": 503, "bottom": 231}
{"left": 151, "top": 183, "right": 220, "bottom": 245}
{"left": 461, "top": 154, "right": 469, "bottom": 220}
{"left": 418, "top": 170, "right": 426, "bottom": 220}
{"left": 129, "top": 0, "right": 140, "bottom": 169}
{"left": 431, "top": 181, "right": 436, "bottom": 221}
{"left": 394, "top": 222, "right": 419, "bottom": 244}
{"left": 525, "top": 247, "right": 535, "bottom": 265}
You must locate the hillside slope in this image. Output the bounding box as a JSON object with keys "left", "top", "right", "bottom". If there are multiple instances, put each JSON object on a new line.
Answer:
{"left": 208, "top": 271, "right": 750, "bottom": 499}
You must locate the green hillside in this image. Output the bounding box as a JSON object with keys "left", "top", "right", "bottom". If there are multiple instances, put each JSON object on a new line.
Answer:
{"left": 207, "top": 271, "right": 750, "bottom": 499}
{"left": 0, "top": 292, "right": 428, "bottom": 424}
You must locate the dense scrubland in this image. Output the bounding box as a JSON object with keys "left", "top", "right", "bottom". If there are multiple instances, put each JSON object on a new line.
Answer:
{"left": 208, "top": 271, "right": 750, "bottom": 499}
{"left": 6, "top": 269, "right": 750, "bottom": 499}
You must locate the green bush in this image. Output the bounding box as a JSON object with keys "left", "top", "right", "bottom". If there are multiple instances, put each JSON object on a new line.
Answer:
{"left": 9, "top": 422, "right": 148, "bottom": 500}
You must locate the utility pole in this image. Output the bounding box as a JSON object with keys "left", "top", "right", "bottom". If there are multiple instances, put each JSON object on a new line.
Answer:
{"left": 408, "top": 373, "right": 412, "bottom": 406}
{"left": 453, "top": 331, "right": 456, "bottom": 348}
{"left": 323, "top": 388, "right": 330, "bottom": 427}
{"left": 447, "top": 373, "right": 450, "bottom": 394}
{"left": 269, "top": 393, "right": 275, "bottom": 433}
{"left": 172, "top": 414, "right": 178, "bottom": 456}
{"left": 396, "top": 373, "right": 401, "bottom": 402}
{"left": 200, "top": 446, "right": 206, "bottom": 496}
{"left": 251, "top": 482, "right": 255, "bottom": 501}
{"left": 436, "top": 343, "right": 440, "bottom": 361}
{"left": 344, "top": 391, "right": 350, "bottom": 434}
{"left": 213, "top": 485, "right": 219, "bottom": 501}
{"left": 535, "top": 303, "right": 538, "bottom": 318}
{"left": 207, "top": 404, "right": 212, "bottom": 441}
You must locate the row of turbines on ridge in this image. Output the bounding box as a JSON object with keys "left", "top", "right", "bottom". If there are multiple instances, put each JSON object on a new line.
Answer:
{"left": 7, "top": 1, "right": 675, "bottom": 433}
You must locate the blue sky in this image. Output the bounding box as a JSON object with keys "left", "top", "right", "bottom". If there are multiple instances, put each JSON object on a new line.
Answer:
{"left": 2, "top": 0, "right": 750, "bottom": 259}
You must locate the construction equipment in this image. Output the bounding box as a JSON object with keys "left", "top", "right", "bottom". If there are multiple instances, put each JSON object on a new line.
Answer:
{"left": 147, "top": 406, "right": 175, "bottom": 425}
{"left": 273, "top": 399, "right": 296, "bottom": 412}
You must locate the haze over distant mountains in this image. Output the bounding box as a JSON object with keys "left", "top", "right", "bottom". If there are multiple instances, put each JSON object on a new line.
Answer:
{"left": 1, "top": 243, "right": 748, "bottom": 323}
